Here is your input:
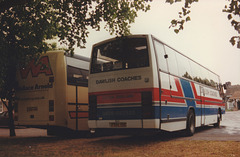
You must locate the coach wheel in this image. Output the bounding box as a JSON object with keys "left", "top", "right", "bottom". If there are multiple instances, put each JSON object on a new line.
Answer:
{"left": 47, "top": 127, "right": 56, "bottom": 136}
{"left": 186, "top": 109, "right": 195, "bottom": 136}
{"left": 214, "top": 111, "right": 221, "bottom": 128}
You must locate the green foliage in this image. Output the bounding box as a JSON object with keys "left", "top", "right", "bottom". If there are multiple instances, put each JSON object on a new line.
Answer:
{"left": 183, "top": 72, "right": 192, "bottom": 80}
{"left": 0, "top": 0, "right": 151, "bottom": 136}
{"left": 0, "top": 0, "right": 151, "bottom": 96}
{"left": 167, "top": 0, "right": 239, "bottom": 48}
{"left": 223, "top": 0, "right": 240, "bottom": 48}
{"left": 183, "top": 72, "right": 217, "bottom": 88}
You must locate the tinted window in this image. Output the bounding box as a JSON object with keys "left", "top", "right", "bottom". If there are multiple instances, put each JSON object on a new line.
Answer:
{"left": 190, "top": 60, "right": 219, "bottom": 88}
{"left": 67, "top": 66, "right": 88, "bottom": 87}
{"left": 165, "top": 46, "right": 178, "bottom": 76}
{"left": 153, "top": 40, "right": 168, "bottom": 72}
{"left": 176, "top": 53, "right": 192, "bottom": 80}
{"left": 200, "top": 67, "right": 210, "bottom": 85}
{"left": 209, "top": 72, "right": 219, "bottom": 88}
{"left": 190, "top": 61, "right": 202, "bottom": 81}
{"left": 91, "top": 37, "right": 149, "bottom": 74}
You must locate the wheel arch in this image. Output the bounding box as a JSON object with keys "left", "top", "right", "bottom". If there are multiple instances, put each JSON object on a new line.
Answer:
{"left": 187, "top": 107, "right": 195, "bottom": 117}
{"left": 186, "top": 107, "right": 196, "bottom": 136}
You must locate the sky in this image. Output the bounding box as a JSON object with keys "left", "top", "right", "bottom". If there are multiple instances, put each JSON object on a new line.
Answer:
{"left": 70, "top": 0, "right": 240, "bottom": 85}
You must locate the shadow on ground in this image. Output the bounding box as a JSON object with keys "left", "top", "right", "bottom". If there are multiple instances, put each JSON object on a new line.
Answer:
{"left": 0, "top": 125, "right": 220, "bottom": 146}
{"left": 88, "top": 125, "right": 219, "bottom": 146}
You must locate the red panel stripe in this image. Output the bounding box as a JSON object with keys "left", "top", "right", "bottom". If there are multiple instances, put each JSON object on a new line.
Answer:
{"left": 69, "top": 112, "right": 88, "bottom": 119}
{"left": 89, "top": 78, "right": 224, "bottom": 106}
{"left": 172, "top": 78, "right": 184, "bottom": 97}
{"left": 98, "top": 93, "right": 141, "bottom": 104}
{"left": 89, "top": 88, "right": 155, "bottom": 96}
{"left": 160, "top": 78, "right": 185, "bottom": 103}
{"left": 191, "top": 82, "right": 224, "bottom": 106}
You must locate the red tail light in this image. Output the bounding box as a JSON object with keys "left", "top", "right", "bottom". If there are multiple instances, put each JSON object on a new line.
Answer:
{"left": 14, "top": 116, "right": 18, "bottom": 121}
{"left": 49, "top": 100, "right": 54, "bottom": 112}
{"left": 49, "top": 115, "right": 54, "bottom": 121}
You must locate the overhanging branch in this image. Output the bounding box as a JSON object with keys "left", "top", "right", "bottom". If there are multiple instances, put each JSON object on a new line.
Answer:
{"left": 0, "top": 0, "right": 32, "bottom": 13}
{"left": 1, "top": 98, "right": 8, "bottom": 110}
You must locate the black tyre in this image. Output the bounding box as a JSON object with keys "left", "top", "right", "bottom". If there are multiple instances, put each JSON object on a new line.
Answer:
{"left": 47, "top": 127, "right": 56, "bottom": 136}
{"left": 186, "top": 109, "right": 195, "bottom": 136}
{"left": 214, "top": 112, "right": 221, "bottom": 128}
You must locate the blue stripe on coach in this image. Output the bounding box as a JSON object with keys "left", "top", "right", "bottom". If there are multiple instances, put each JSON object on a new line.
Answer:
{"left": 180, "top": 79, "right": 196, "bottom": 108}
{"left": 97, "top": 106, "right": 188, "bottom": 120}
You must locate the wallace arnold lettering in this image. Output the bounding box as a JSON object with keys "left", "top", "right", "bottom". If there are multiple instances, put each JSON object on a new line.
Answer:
{"left": 96, "top": 75, "right": 142, "bottom": 84}
{"left": 18, "top": 83, "right": 53, "bottom": 91}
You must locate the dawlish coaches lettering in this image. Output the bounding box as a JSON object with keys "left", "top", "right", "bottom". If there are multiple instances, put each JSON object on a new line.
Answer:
{"left": 96, "top": 75, "right": 141, "bottom": 85}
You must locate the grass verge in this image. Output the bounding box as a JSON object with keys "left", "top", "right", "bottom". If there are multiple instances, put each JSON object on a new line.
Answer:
{"left": 0, "top": 136, "right": 239, "bottom": 157}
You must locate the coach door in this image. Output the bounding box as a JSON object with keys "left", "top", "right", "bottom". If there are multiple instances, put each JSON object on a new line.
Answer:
{"left": 200, "top": 86, "right": 205, "bottom": 125}
{"left": 152, "top": 39, "right": 170, "bottom": 129}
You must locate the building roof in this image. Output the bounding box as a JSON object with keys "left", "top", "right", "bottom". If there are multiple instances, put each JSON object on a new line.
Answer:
{"left": 225, "top": 85, "right": 240, "bottom": 97}
{"left": 230, "top": 91, "right": 240, "bottom": 99}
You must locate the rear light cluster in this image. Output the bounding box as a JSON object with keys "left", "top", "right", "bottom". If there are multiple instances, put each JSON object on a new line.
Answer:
{"left": 89, "top": 95, "right": 97, "bottom": 120}
{"left": 14, "top": 103, "right": 18, "bottom": 113}
{"left": 14, "top": 116, "right": 18, "bottom": 121}
{"left": 14, "top": 103, "right": 18, "bottom": 121}
{"left": 49, "top": 115, "right": 54, "bottom": 121}
{"left": 141, "top": 91, "right": 153, "bottom": 119}
{"left": 49, "top": 100, "right": 54, "bottom": 121}
{"left": 49, "top": 100, "right": 54, "bottom": 112}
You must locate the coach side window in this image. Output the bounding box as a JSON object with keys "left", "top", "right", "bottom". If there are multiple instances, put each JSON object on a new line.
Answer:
{"left": 175, "top": 53, "right": 192, "bottom": 80}
{"left": 164, "top": 46, "right": 178, "bottom": 76}
{"left": 67, "top": 66, "right": 88, "bottom": 87}
{"left": 153, "top": 40, "right": 168, "bottom": 72}
{"left": 190, "top": 61, "right": 202, "bottom": 82}
{"left": 209, "top": 72, "right": 219, "bottom": 88}
{"left": 200, "top": 67, "right": 212, "bottom": 87}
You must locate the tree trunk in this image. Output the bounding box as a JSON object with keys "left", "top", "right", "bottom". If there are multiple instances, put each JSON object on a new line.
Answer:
{"left": 8, "top": 99, "right": 16, "bottom": 137}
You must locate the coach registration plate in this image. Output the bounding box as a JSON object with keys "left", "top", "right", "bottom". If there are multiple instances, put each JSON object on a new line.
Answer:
{"left": 110, "top": 122, "right": 127, "bottom": 127}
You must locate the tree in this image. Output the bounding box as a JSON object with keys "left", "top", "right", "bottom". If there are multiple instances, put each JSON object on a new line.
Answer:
{"left": 167, "top": 0, "right": 240, "bottom": 48}
{"left": 0, "top": 0, "right": 151, "bottom": 136}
